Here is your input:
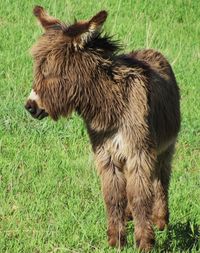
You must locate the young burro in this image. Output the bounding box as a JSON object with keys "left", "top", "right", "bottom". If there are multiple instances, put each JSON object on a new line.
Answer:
{"left": 25, "top": 6, "right": 180, "bottom": 252}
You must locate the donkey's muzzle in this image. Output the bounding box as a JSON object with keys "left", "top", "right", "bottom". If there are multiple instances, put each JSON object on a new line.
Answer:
{"left": 25, "top": 100, "right": 48, "bottom": 120}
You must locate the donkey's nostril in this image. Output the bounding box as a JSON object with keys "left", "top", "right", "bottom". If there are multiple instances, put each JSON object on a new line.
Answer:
{"left": 25, "top": 102, "right": 36, "bottom": 115}
{"left": 28, "top": 106, "right": 35, "bottom": 114}
{"left": 25, "top": 100, "right": 48, "bottom": 120}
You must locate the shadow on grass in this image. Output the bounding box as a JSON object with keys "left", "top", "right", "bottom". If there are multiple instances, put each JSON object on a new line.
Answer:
{"left": 161, "top": 220, "right": 199, "bottom": 252}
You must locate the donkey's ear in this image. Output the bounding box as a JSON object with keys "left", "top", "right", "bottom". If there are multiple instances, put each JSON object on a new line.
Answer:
{"left": 88, "top": 10, "right": 108, "bottom": 32}
{"left": 65, "top": 11, "right": 108, "bottom": 46}
{"left": 33, "top": 6, "right": 61, "bottom": 30}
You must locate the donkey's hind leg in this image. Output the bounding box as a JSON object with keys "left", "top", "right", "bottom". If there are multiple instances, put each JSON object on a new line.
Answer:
{"left": 152, "top": 144, "right": 175, "bottom": 230}
{"left": 97, "top": 157, "right": 127, "bottom": 248}
{"left": 126, "top": 149, "right": 156, "bottom": 252}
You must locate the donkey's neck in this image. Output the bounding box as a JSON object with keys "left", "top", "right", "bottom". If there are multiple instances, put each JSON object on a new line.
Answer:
{"left": 72, "top": 52, "right": 128, "bottom": 131}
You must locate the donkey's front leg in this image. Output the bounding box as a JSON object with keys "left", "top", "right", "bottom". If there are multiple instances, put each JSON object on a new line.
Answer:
{"left": 126, "top": 150, "right": 156, "bottom": 252}
{"left": 98, "top": 157, "right": 127, "bottom": 249}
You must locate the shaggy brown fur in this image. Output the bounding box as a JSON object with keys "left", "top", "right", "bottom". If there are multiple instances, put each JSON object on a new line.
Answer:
{"left": 25, "top": 6, "right": 181, "bottom": 252}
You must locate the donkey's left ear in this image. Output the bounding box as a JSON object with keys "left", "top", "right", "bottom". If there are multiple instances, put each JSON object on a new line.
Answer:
{"left": 33, "top": 6, "right": 62, "bottom": 30}
{"left": 88, "top": 10, "right": 108, "bottom": 32}
{"left": 65, "top": 10, "right": 108, "bottom": 46}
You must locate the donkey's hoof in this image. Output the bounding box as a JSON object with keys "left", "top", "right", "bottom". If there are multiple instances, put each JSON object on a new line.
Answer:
{"left": 153, "top": 215, "right": 168, "bottom": 231}
{"left": 156, "top": 218, "right": 168, "bottom": 231}
{"left": 108, "top": 232, "right": 127, "bottom": 249}
{"left": 136, "top": 237, "right": 155, "bottom": 252}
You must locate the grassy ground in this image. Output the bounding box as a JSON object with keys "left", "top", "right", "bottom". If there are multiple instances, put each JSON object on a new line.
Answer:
{"left": 0, "top": 0, "right": 199, "bottom": 252}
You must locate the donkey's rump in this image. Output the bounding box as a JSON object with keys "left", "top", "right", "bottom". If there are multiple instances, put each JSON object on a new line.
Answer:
{"left": 128, "top": 49, "right": 181, "bottom": 152}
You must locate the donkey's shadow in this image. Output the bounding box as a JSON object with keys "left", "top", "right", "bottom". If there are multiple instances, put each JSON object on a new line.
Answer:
{"left": 160, "top": 220, "right": 199, "bottom": 252}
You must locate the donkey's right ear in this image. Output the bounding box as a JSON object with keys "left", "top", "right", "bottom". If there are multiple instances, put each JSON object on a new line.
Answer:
{"left": 33, "top": 6, "right": 62, "bottom": 30}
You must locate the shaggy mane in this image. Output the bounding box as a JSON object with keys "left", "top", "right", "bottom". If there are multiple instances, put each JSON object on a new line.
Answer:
{"left": 85, "top": 33, "right": 121, "bottom": 55}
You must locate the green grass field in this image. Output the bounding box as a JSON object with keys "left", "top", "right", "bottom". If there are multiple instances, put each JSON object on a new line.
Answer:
{"left": 0, "top": 0, "right": 199, "bottom": 252}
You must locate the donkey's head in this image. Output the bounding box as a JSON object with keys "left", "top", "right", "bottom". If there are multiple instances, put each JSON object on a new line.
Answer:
{"left": 25, "top": 6, "right": 108, "bottom": 120}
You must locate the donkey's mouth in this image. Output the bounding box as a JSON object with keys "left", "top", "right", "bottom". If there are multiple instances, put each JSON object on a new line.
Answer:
{"left": 25, "top": 100, "right": 48, "bottom": 120}
{"left": 35, "top": 109, "right": 49, "bottom": 120}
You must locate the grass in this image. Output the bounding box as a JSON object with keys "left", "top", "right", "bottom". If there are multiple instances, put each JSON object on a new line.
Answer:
{"left": 0, "top": 0, "right": 199, "bottom": 252}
